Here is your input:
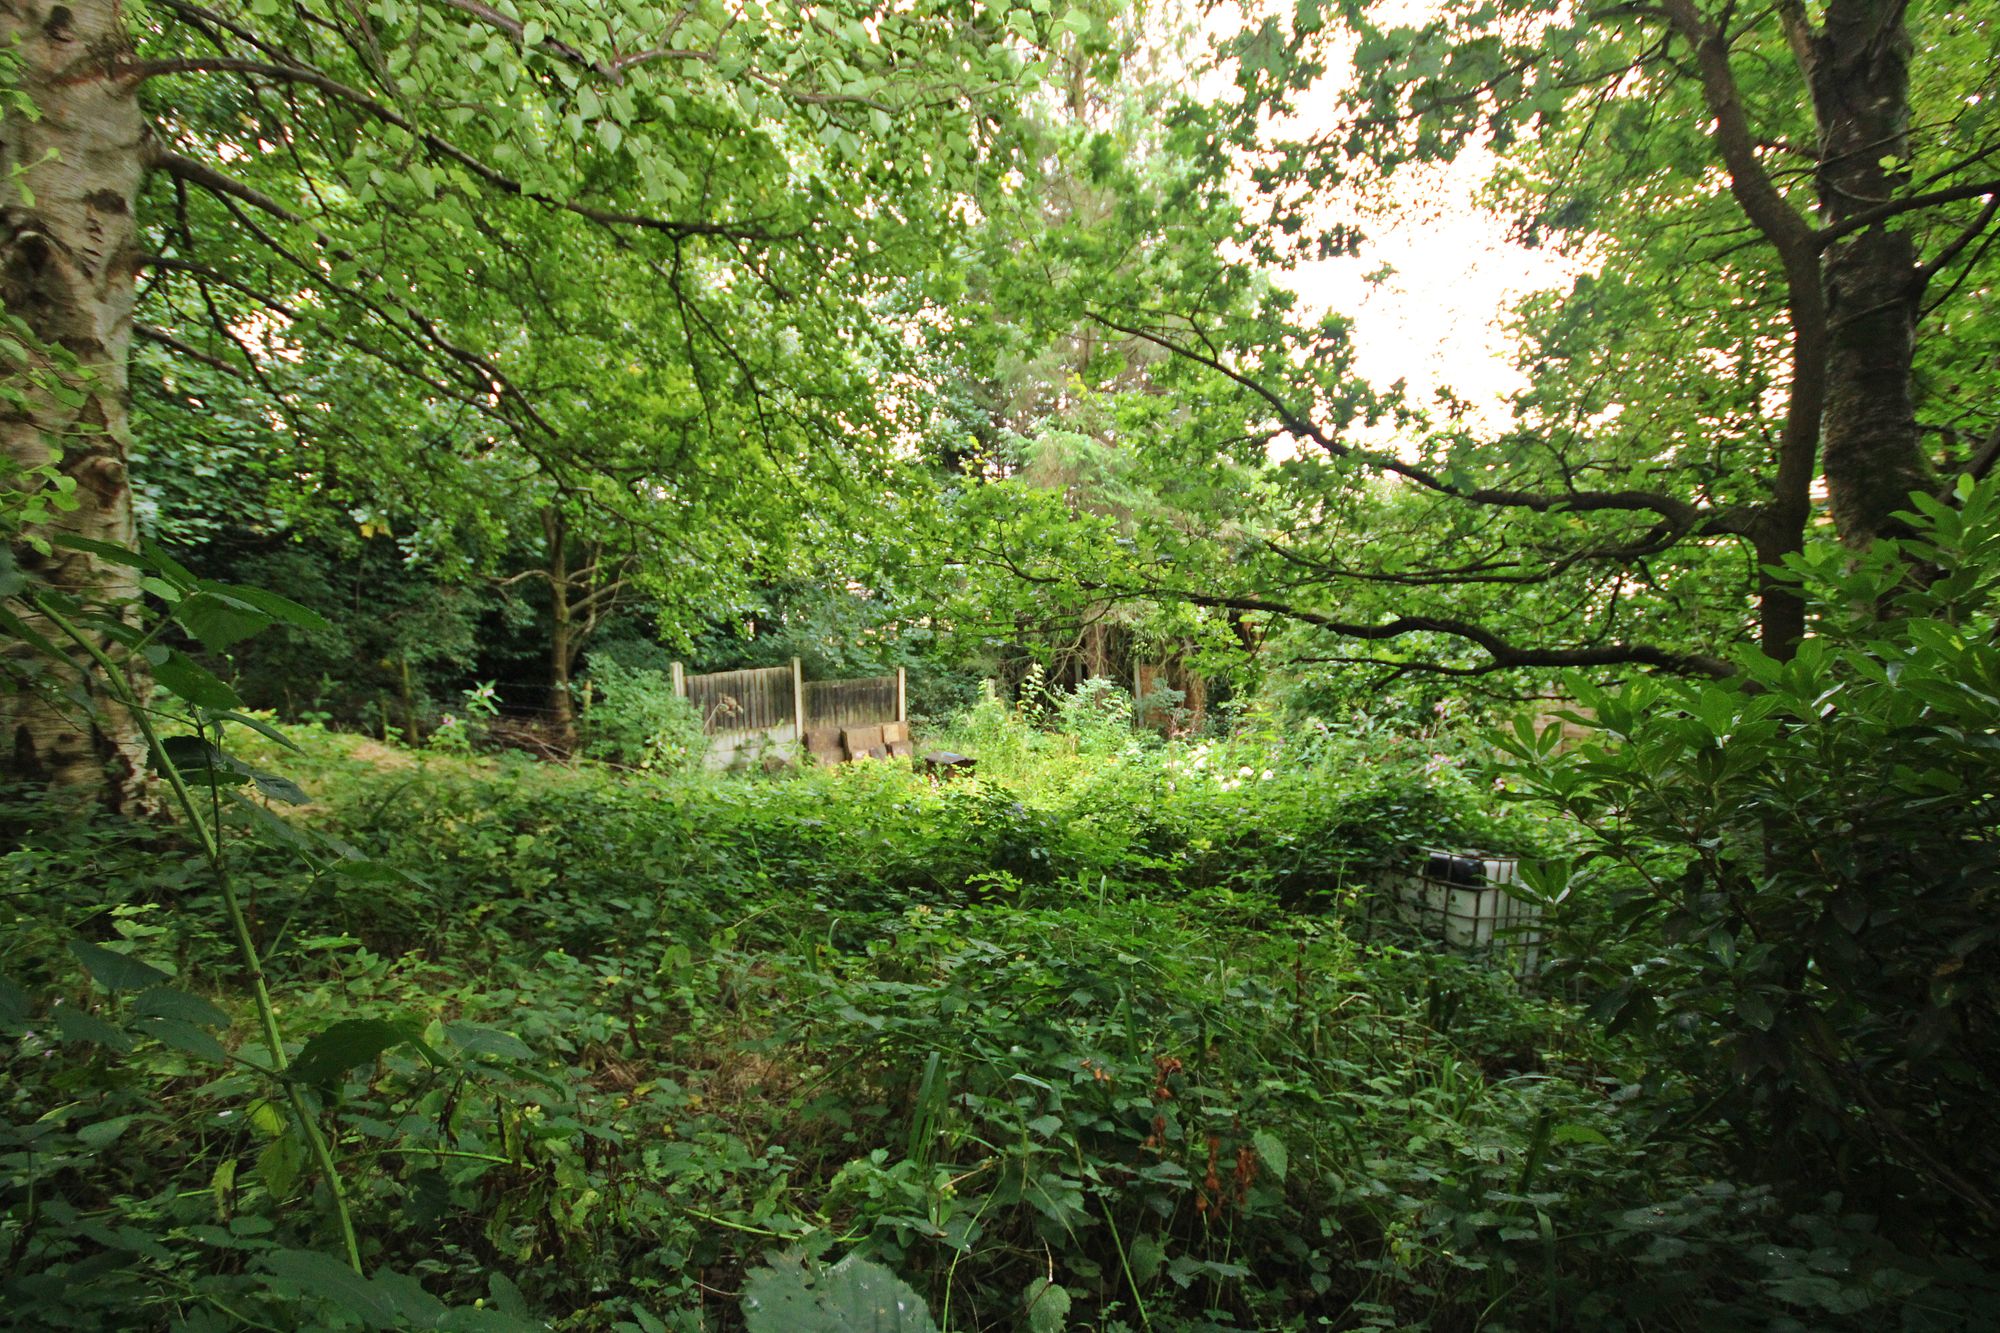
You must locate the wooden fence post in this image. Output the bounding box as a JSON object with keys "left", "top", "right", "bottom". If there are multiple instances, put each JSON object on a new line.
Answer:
{"left": 791, "top": 657, "right": 806, "bottom": 744}
{"left": 671, "top": 661, "right": 685, "bottom": 699}
{"left": 896, "top": 666, "right": 907, "bottom": 723}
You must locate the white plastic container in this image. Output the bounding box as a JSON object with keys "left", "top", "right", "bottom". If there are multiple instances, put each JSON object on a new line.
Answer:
{"left": 1384, "top": 850, "right": 1544, "bottom": 978}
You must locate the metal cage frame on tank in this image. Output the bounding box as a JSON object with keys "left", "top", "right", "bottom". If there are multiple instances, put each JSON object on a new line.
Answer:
{"left": 1379, "top": 850, "right": 1546, "bottom": 980}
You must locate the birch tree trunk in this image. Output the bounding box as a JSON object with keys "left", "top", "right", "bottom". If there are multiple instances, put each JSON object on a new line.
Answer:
{"left": 1, "top": 0, "right": 151, "bottom": 810}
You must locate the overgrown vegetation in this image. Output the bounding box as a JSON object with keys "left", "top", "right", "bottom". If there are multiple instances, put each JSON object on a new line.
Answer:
{"left": 6, "top": 0, "right": 1999, "bottom": 1326}
{"left": 7, "top": 567, "right": 1998, "bottom": 1327}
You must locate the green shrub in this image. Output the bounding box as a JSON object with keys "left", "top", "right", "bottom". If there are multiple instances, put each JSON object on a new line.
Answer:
{"left": 1499, "top": 476, "right": 2000, "bottom": 1248}
{"left": 579, "top": 655, "right": 706, "bottom": 772}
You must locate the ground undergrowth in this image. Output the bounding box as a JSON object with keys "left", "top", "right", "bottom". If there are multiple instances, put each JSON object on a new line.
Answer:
{"left": 3, "top": 717, "right": 1984, "bottom": 1331}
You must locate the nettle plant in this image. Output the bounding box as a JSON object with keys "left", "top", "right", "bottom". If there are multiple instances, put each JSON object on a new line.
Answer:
{"left": 1498, "top": 476, "right": 2000, "bottom": 1245}
{"left": 0, "top": 534, "right": 543, "bottom": 1328}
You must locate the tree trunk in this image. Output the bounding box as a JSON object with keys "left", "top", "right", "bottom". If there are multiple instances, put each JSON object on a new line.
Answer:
{"left": 1810, "top": 0, "right": 1933, "bottom": 543}
{"left": 544, "top": 509, "right": 576, "bottom": 755}
{"left": 397, "top": 652, "right": 420, "bottom": 744}
{"left": 0, "top": 0, "right": 151, "bottom": 810}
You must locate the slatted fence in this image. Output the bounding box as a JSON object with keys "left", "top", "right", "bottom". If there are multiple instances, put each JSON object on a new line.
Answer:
{"left": 681, "top": 665, "right": 793, "bottom": 736}
{"left": 803, "top": 674, "right": 899, "bottom": 730}
{"left": 674, "top": 659, "right": 905, "bottom": 769}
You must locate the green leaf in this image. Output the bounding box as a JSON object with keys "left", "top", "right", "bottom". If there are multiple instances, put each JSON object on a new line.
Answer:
{"left": 49, "top": 533, "right": 158, "bottom": 571}
{"left": 54, "top": 1005, "right": 132, "bottom": 1051}
{"left": 133, "top": 986, "right": 230, "bottom": 1029}
{"left": 260, "top": 1249, "right": 399, "bottom": 1329}
{"left": 141, "top": 1016, "right": 229, "bottom": 1063}
{"left": 1024, "top": 1277, "right": 1071, "bottom": 1333}
{"left": 0, "top": 605, "right": 64, "bottom": 660}
{"left": 199, "top": 581, "right": 331, "bottom": 632}
{"left": 70, "top": 939, "right": 171, "bottom": 992}
{"left": 0, "top": 975, "right": 29, "bottom": 1030}
{"left": 219, "top": 710, "right": 303, "bottom": 752}
{"left": 77, "top": 1116, "right": 137, "bottom": 1149}
{"left": 443, "top": 1022, "right": 534, "bottom": 1065}
{"left": 288, "top": 1017, "right": 423, "bottom": 1087}
{"left": 742, "top": 1251, "right": 938, "bottom": 1333}
{"left": 257, "top": 1131, "right": 304, "bottom": 1197}
{"left": 1128, "top": 1234, "right": 1166, "bottom": 1285}
{"left": 1550, "top": 1123, "right": 1611, "bottom": 1147}
{"left": 1251, "top": 1129, "right": 1288, "bottom": 1183}
{"left": 150, "top": 735, "right": 252, "bottom": 786}
{"left": 250, "top": 769, "right": 310, "bottom": 805}
{"left": 150, "top": 649, "right": 243, "bottom": 711}
{"left": 176, "top": 591, "right": 272, "bottom": 652}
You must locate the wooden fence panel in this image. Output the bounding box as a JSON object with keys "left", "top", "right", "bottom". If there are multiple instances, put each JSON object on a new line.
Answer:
{"left": 683, "top": 665, "right": 794, "bottom": 735}
{"left": 803, "top": 675, "right": 899, "bottom": 730}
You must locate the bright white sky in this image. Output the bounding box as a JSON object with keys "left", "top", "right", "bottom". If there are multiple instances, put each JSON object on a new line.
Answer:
{"left": 1185, "top": 2, "right": 1584, "bottom": 431}
{"left": 1280, "top": 147, "right": 1581, "bottom": 426}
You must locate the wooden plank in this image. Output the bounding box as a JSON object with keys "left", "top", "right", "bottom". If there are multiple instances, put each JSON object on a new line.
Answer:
{"left": 684, "top": 664, "right": 794, "bottom": 735}
{"left": 842, "top": 723, "right": 886, "bottom": 759}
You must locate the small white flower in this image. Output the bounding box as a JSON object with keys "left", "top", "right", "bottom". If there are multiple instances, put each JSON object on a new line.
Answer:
{"left": 1238, "top": 765, "right": 1254, "bottom": 777}
{"left": 1260, "top": 769, "right": 1275, "bottom": 781}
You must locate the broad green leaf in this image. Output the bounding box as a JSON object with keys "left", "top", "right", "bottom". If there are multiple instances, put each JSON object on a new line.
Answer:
{"left": 141, "top": 1016, "right": 229, "bottom": 1063}
{"left": 1550, "top": 1123, "right": 1610, "bottom": 1147}
{"left": 149, "top": 649, "right": 243, "bottom": 711}
{"left": 49, "top": 533, "right": 158, "bottom": 571}
{"left": 198, "top": 581, "right": 332, "bottom": 632}
{"left": 1251, "top": 1130, "right": 1288, "bottom": 1183}
{"left": 175, "top": 590, "right": 272, "bottom": 652}
{"left": 1127, "top": 1234, "right": 1166, "bottom": 1285}
{"left": 217, "top": 710, "right": 303, "bottom": 751}
{"left": 70, "top": 939, "right": 171, "bottom": 992}
{"left": 150, "top": 735, "right": 252, "bottom": 786}
{"left": 257, "top": 1131, "right": 304, "bottom": 1197}
{"left": 133, "top": 986, "right": 230, "bottom": 1029}
{"left": 76, "top": 1115, "right": 137, "bottom": 1149}
{"left": 742, "top": 1251, "right": 938, "bottom": 1333}
{"left": 444, "top": 1021, "right": 533, "bottom": 1063}
{"left": 260, "top": 1249, "right": 399, "bottom": 1329}
{"left": 0, "top": 975, "right": 29, "bottom": 1030}
{"left": 54, "top": 1005, "right": 132, "bottom": 1052}
{"left": 1024, "top": 1277, "right": 1071, "bottom": 1333}
{"left": 250, "top": 770, "right": 310, "bottom": 805}
{"left": 288, "top": 1016, "right": 422, "bottom": 1087}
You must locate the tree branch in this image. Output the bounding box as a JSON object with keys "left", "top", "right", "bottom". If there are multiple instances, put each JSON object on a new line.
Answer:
{"left": 1815, "top": 178, "right": 2000, "bottom": 246}
{"left": 132, "top": 58, "right": 799, "bottom": 244}
{"left": 1914, "top": 193, "right": 2000, "bottom": 292}
{"left": 1090, "top": 312, "right": 1740, "bottom": 532}
{"left": 134, "top": 322, "right": 245, "bottom": 378}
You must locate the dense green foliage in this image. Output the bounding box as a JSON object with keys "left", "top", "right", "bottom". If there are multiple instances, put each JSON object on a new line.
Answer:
{"left": 1500, "top": 480, "right": 2000, "bottom": 1242}
{"left": 7, "top": 0, "right": 2000, "bottom": 1327}
{"left": 7, "top": 588, "right": 1999, "bottom": 1329}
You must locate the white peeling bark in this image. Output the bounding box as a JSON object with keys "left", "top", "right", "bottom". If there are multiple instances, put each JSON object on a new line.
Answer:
{"left": 1, "top": 0, "right": 152, "bottom": 811}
